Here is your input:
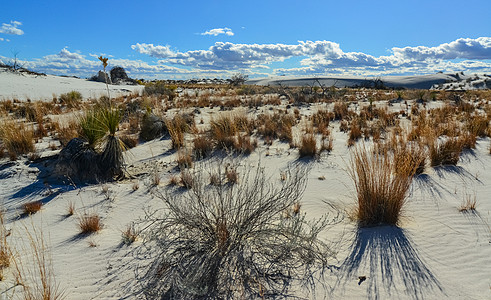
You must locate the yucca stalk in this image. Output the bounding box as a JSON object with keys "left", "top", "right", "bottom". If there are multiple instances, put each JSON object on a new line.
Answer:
{"left": 98, "top": 56, "right": 110, "bottom": 101}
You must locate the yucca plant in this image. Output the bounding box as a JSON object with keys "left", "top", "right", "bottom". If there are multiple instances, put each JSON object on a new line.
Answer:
{"left": 79, "top": 109, "right": 105, "bottom": 149}
{"left": 98, "top": 106, "right": 126, "bottom": 178}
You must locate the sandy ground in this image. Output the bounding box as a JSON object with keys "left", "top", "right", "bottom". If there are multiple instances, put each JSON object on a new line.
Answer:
{"left": 0, "top": 68, "right": 143, "bottom": 101}
{"left": 0, "top": 72, "right": 490, "bottom": 299}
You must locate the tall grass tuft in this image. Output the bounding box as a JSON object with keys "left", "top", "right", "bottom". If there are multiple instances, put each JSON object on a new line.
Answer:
{"left": 0, "top": 118, "right": 35, "bottom": 160}
{"left": 350, "top": 144, "right": 414, "bottom": 226}
{"left": 429, "top": 138, "right": 463, "bottom": 167}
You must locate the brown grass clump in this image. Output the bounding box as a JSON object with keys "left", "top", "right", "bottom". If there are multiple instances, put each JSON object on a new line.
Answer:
{"left": 209, "top": 113, "right": 243, "bottom": 150}
{"left": 349, "top": 144, "right": 414, "bottom": 226}
{"left": 66, "top": 202, "right": 75, "bottom": 217}
{"left": 0, "top": 118, "right": 35, "bottom": 160}
{"left": 333, "top": 101, "right": 349, "bottom": 120}
{"left": 22, "top": 201, "right": 43, "bottom": 215}
{"left": 193, "top": 134, "right": 214, "bottom": 159}
{"left": 78, "top": 214, "right": 103, "bottom": 234}
{"left": 298, "top": 134, "right": 317, "bottom": 158}
{"left": 234, "top": 134, "right": 257, "bottom": 154}
{"left": 166, "top": 119, "right": 185, "bottom": 150}
{"left": 393, "top": 141, "right": 427, "bottom": 176}
{"left": 257, "top": 113, "right": 295, "bottom": 143}
{"left": 429, "top": 138, "right": 463, "bottom": 167}
{"left": 176, "top": 149, "right": 193, "bottom": 169}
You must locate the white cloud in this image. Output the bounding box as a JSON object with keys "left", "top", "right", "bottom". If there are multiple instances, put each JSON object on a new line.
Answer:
{"left": 5, "top": 38, "right": 491, "bottom": 79}
{"left": 201, "top": 27, "right": 234, "bottom": 36}
{"left": 132, "top": 38, "right": 491, "bottom": 76}
{"left": 0, "top": 20, "right": 24, "bottom": 35}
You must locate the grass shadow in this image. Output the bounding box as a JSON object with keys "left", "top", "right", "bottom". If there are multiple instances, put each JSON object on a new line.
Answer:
{"left": 336, "top": 225, "right": 444, "bottom": 300}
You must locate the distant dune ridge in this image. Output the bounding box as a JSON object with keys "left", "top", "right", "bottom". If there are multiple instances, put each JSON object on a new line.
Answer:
{"left": 248, "top": 72, "right": 491, "bottom": 90}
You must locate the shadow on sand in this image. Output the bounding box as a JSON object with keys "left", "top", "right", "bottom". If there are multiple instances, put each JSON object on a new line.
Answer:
{"left": 336, "top": 226, "right": 444, "bottom": 300}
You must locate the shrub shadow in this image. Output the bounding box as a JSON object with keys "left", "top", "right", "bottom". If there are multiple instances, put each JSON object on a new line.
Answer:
{"left": 336, "top": 226, "right": 444, "bottom": 300}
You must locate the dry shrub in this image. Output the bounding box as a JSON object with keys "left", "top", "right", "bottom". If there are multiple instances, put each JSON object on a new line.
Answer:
{"left": 78, "top": 213, "right": 103, "bottom": 234}
{"left": 0, "top": 118, "right": 35, "bottom": 160}
{"left": 139, "top": 162, "right": 335, "bottom": 299}
{"left": 22, "top": 201, "right": 43, "bottom": 215}
{"left": 168, "top": 175, "right": 180, "bottom": 186}
{"left": 299, "top": 134, "right": 317, "bottom": 158}
{"left": 429, "top": 137, "right": 463, "bottom": 167}
{"left": 349, "top": 144, "right": 414, "bottom": 226}
{"left": 58, "top": 90, "right": 82, "bottom": 108}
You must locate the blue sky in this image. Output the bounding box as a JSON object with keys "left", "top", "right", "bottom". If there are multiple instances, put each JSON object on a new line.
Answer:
{"left": 1, "top": 0, "right": 490, "bottom": 79}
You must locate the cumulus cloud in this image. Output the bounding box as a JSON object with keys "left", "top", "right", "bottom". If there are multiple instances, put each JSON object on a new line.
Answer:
{"left": 201, "top": 27, "right": 234, "bottom": 36}
{"left": 0, "top": 20, "right": 24, "bottom": 35}
{"left": 132, "top": 37, "right": 491, "bottom": 75}
{"left": 392, "top": 37, "right": 491, "bottom": 61}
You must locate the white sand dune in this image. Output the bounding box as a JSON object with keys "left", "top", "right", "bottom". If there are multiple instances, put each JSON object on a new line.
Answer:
{"left": 0, "top": 68, "right": 143, "bottom": 101}
{"left": 0, "top": 72, "right": 490, "bottom": 299}
{"left": 247, "top": 73, "right": 481, "bottom": 90}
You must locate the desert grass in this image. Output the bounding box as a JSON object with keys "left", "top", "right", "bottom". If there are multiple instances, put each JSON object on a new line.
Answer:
{"left": 429, "top": 137, "right": 463, "bottom": 167}
{"left": 140, "top": 161, "right": 334, "bottom": 299}
{"left": 393, "top": 139, "right": 427, "bottom": 176}
{"left": 121, "top": 223, "right": 138, "bottom": 245}
{"left": 299, "top": 134, "right": 317, "bottom": 158}
{"left": 58, "top": 90, "right": 82, "bottom": 109}
{"left": 0, "top": 118, "right": 35, "bottom": 160}
{"left": 0, "top": 210, "right": 11, "bottom": 280}
{"left": 176, "top": 149, "right": 193, "bottom": 169}
{"left": 78, "top": 213, "right": 103, "bottom": 234}
{"left": 66, "top": 202, "right": 75, "bottom": 217}
{"left": 350, "top": 144, "right": 414, "bottom": 226}
{"left": 193, "top": 134, "right": 214, "bottom": 159}
{"left": 459, "top": 194, "right": 477, "bottom": 212}
{"left": 12, "top": 222, "right": 65, "bottom": 300}
{"left": 22, "top": 201, "right": 43, "bottom": 216}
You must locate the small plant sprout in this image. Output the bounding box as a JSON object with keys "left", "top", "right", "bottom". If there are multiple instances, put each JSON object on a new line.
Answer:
{"left": 459, "top": 194, "right": 477, "bottom": 212}
{"left": 66, "top": 201, "right": 75, "bottom": 216}
{"left": 122, "top": 223, "right": 138, "bottom": 245}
